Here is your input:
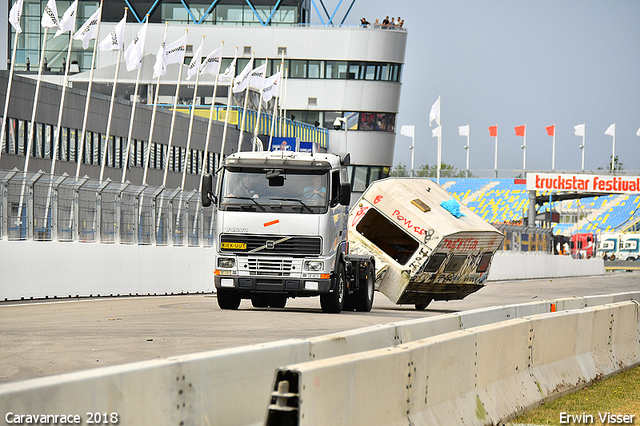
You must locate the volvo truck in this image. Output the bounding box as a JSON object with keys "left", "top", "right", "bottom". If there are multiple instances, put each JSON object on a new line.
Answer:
{"left": 202, "top": 151, "right": 375, "bottom": 313}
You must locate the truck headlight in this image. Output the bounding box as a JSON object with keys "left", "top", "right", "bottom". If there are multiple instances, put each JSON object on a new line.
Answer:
{"left": 304, "top": 260, "right": 323, "bottom": 271}
{"left": 218, "top": 257, "right": 235, "bottom": 268}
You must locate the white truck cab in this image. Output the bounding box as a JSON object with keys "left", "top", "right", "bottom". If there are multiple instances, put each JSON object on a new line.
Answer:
{"left": 202, "top": 151, "right": 375, "bottom": 313}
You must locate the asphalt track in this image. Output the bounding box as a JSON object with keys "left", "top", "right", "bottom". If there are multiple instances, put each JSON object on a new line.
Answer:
{"left": 1, "top": 271, "right": 638, "bottom": 384}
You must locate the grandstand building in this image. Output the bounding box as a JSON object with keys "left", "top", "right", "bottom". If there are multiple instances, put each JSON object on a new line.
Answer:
{"left": 0, "top": 0, "right": 407, "bottom": 191}
{"left": 441, "top": 178, "right": 640, "bottom": 238}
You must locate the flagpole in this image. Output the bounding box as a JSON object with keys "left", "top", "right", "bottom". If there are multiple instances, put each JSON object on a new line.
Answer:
{"left": 494, "top": 125, "right": 498, "bottom": 178}
{"left": 219, "top": 48, "right": 237, "bottom": 168}
{"left": 201, "top": 42, "right": 223, "bottom": 181}
{"left": 237, "top": 52, "right": 254, "bottom": 152}
{"left": 122, "top": 15, "right": 148, "bottom": 184}
{"left": 465, "top": 130, "right": 470, "bottom": 178}
{"left": 19, "top": 26, "right": 53, "bottom": 221}
{"left": 100, "top": 8, "right": 127, "bottom": 183}
{"left": 410, "top": 133, "right": 415, "bottom": 177}
{"left": 611, "top": 123, "right": 616, "bottom": 173}
{"left": 181, "top": 35, "right": 204, "bottom": 191}
{"left": 267, "top": 66, "right": 280, "bottom": 151}
{"left": 143, "top": 22, "right": 168, "bottom": 186}
{"left": 268, "top": 54, "right": 284, "bottom": 150}
{"left": 0, "top": 29, "right": 20, "bottom": 164}
{"left": 522, "top": 124, "right": 527, "bottom": 172}
{"left": 581, "top": 127, "right": 585, "bottom": 173}
{"left": 435, "top": 96, "right": 441, "bottom": 184}
{"left": 252, "top": 58, "right": 268, "bottom": 151}
{"left": 163, "top": 28, "right": 188, "bottom": 187}
{"left": 51, "top": 31, "right": 75, "bottom": 179}
{"left": 282, "top": 68, "right": 288, "bottom": 137}
{"left": 23, "top": 27, "right": 51, "bottom": 174}
{"left": 76, "top": 2, "right": 103, "bottom": 180}
{"left": 551, "top": 125, "right": 556, "bottom": 172}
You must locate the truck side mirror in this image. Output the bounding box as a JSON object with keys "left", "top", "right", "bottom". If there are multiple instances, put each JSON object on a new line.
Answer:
{"left": 202, "top": 174, "right": 216, "bottom": 207}
{"left": 339, "top": 183, "right": 351, "bottom": 206}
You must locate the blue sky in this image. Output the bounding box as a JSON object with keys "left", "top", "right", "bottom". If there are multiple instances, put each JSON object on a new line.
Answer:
{"left": 324, "top": 1, "right": 640, "bottom": 177}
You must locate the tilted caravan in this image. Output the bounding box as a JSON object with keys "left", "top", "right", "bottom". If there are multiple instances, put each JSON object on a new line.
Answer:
{"left": 348, "top": 178, "right": 504, "bottom": 310}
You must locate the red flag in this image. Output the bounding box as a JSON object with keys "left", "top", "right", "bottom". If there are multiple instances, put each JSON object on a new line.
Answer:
{"left": 546, "top": 125, "right": 555, "bottom": 136}
{"left": 489, "top": 125, "right": 497, "bottom": 137}
{"left": 515, "top": 125, "right": 525, "bottom": 136}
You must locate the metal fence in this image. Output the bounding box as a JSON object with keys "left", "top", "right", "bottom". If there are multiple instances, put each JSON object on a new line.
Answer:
{"left": 0, "top": 169, "right": 215, "bottom": 247}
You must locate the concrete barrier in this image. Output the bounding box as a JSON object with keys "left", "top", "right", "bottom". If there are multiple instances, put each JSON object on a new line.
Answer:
{"left": 0, "top": 241, "right": 215, "bottom": 300}
{"left": 0, "top": 340, "right": 310, "bottom": 426}
{"left": 487, "top": 252, "right": 604, "bottom": 281}
{"left": 266, "top": 301, "right": 640, "bottom": 425}
{"left": 1, "top": 294, "right": 638, "bottom": 426}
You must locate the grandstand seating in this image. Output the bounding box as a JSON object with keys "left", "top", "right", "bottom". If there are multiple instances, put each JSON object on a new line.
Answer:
{"left": 438, "top": 178, "right": 640, "bottom": 236}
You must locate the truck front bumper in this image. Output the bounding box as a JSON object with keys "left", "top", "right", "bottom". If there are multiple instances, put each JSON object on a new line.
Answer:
{"left": 214, "top": 275, "right": 332, "bottom": 294}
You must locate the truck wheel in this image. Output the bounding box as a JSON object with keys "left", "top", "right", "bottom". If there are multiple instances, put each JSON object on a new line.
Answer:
{"left": 354, "top": 263, "right": 375, "bottom": 312}
{"left": 268, "top": 294, "right": 287, "bottom": 309}
{"left": 217, "top": 289, "right": 241, "bottom": 310}
{"left": 415, "top": 299, "right": 433, "bottom": 311}
{"left": 321, "top": 263, "right": 346, "bottom": 313}
{"left": 251, "top": 293, "right": 269, "bottom": 308}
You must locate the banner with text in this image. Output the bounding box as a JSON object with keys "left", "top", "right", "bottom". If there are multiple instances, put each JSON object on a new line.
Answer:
{"left": 527, "top": 172, "right": 640, "bottom": 194}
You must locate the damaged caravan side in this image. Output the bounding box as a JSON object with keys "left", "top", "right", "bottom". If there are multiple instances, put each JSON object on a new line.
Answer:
{"left": 348, "top": 178, "right": 504, "bottom": 310}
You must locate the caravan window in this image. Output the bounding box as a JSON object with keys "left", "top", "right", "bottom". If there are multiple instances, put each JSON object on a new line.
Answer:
{"left": 355, "top": 208, "right": 419, "bottom": 265}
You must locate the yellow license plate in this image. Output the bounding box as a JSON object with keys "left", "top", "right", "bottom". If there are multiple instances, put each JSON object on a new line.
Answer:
{"left": 221, "top": 242, "right": 247, "bottom": 250}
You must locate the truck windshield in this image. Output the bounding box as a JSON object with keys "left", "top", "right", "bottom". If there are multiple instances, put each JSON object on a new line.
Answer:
{"left": 220, "top": 169, "right": 329, "bottom": 213}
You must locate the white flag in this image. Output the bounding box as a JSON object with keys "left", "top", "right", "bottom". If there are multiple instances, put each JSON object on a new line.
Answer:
{"left": 41, "top": 0, "right": 60, "bottom": 29}
{"left": 186, "top": 39, "right": 203, "bottom": 80}
{"left": 574, "top": 123, "right": 585, "bottom": 137}
{"left": 54, "top": 0, "right": 77, "bottom": 37}
{"left": 429, "top": 97, "right": 440, "bottom": 126}
{"left": 605, "top": 123, "right": 615, "bottom": 137}
{"left": 262, "top": 71, "right": 281, "bottom": 102}
{"left": 219, "top": 56, "right": 237, "bottom": 85}
{"left": 124, "top": 20, "right": 148, "bottom": 71}
{"left": 400, "top": 125, "right": 414, "bottom": 138}
{"left": 249, "top": 63, "right": 267, "bottom": 91}
{"left": 458, "top": 124, "right": 469, "bottom": 137}
{"left": 73, "top": 6, "right": 101, "bottom": 49}
{"left": 152, "top": 40, "right": 166, "bottom": 79}
{"left": 432, "top": 125, "right": 441, "bottom": 138}
{"left": 233, "top": 58, "right": 254, "bottom": 93}
{"left": 163, "top": 34, "right": 187, "bottom": 66}
{"left": 99, "top": 16, "right": 126, "bottom": 51}
{"left": 9, "top": 0, "right": 24, "bottom": 34}
{"left": 636, "top": 127, "right": 640, "bottom": 137}
{"left": 200, "top": 46, "right": 222, "bottom": 75}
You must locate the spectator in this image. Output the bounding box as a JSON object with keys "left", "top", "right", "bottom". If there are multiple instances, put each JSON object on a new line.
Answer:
{"left": 382, "top": 16, "right": 390, "bottom": 27}
{"left": 26, "top": 57, "right": 30, "bottom": 71}
{"left": 389, "top": 17, "right": 396, "bottom": 27}
{"left": 397, "top": 18, "right": 404, "bottom": 28}
{"left": 373, "top": 18, "right": 380, "bottom": 28}
{"left": 360, "top": 18, "right": 370, "bottom": 27}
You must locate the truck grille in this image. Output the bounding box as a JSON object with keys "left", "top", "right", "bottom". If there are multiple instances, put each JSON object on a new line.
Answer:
{"left": 248, "top": 258, "right": 293, "bottom": 276}
{"left": 220, "top": 234, "right": 322, "bottom": 256}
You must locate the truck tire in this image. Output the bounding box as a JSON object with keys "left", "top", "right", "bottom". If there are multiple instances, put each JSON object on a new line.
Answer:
{"left": 415, "top": 299, "right": 433, "bottom": 311}
{"left": 354, "top": 263, "right": 375, "bottom": 312}
{"left": 251, "top": 293, "right": 269, "bottom": 308}
{"left": 268, "top": 294, "right": 287, "bottom": 309}
{"left": 321, "top": 262, "right": 346, "bottom": 313}
{"left": 217, "top": 289, "right": 241, "bottom": 310}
